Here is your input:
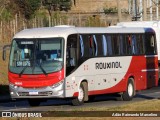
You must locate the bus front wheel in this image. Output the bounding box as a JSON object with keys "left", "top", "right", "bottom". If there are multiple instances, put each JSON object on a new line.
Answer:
{"left": 71, "top": 82, "right": 86, "bottom": 106}
{"left": 122, "top": 78, "right": 135, "bottom": 101}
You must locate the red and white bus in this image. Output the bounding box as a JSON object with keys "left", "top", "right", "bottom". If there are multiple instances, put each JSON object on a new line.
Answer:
{"left": 3, "top": 26, "right": 159, "bottom": 106}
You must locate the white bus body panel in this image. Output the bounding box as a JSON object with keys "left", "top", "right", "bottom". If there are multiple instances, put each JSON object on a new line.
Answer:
{"left": 65, "top": 56, "right": 132, "bottom": 97}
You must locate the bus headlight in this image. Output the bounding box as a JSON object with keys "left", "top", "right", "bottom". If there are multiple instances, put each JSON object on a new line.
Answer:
{"left": 51, "top": 80, "right": 64, "bottom": 89}
{"left": 10, "top": 83, "right": 19, "bottom": 90}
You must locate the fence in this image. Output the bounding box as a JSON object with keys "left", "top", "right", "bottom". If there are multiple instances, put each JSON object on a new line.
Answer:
{"left": 0, "top": 12, "right": 131, "bottom": 45}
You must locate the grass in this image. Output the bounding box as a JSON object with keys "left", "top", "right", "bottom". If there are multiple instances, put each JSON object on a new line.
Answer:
{"left": 46, "top": 99, "right": 160, "bottom": 112}
{"left": 0, "top": 50, "right": 9, "bottom": 95}
{"left": 37, "top": 99, "right": 160, "bottom": 119}
{"left": 106, "top": 99, "right": 160, "bottom": 111}
{"left": 0, "top": 51, "right": 9, "bottom": 85}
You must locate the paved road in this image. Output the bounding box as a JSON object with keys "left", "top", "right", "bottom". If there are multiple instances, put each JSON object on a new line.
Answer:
{"left": 0, "top": 86, "right": 160, "bottom": 112}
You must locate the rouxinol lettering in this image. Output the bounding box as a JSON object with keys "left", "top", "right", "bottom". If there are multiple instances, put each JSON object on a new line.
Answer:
{"left": 95, "top": 62, "right": 122, "bottom": 69}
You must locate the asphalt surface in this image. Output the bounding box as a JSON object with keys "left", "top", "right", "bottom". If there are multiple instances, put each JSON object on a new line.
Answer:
{"left": 0, "top": 86, "right": 160, "bottom": 112}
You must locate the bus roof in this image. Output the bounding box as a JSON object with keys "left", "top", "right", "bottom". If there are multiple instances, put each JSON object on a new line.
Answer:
{"left": 13, "top": 26, "right": 155, "bottom": 39}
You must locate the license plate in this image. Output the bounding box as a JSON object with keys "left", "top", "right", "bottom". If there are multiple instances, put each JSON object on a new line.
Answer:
{"left": 29, "top": 91, "right": 38, "bottom": 95}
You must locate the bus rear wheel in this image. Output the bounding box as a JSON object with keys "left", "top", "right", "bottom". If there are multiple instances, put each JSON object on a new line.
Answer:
{"left": 122, "top": 78, "right": 135, "bottom": 101}
{"left": 28, "top": 99, "right": 41, "bottom": 106}
{"left": 71, "top": 83, "right": 86, "bottom": 106}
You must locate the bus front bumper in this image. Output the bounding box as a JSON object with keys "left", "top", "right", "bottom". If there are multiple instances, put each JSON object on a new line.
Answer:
{"left": 9, "top": 82, "right": 65, "bottom": 99}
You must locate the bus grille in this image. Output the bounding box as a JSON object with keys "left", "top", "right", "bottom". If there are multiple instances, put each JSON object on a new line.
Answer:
{"left": 23, "top": 87, "right": 47, "bottom": 90}
{"left": 18, "top": 91, "right": 53, "bottom": 96}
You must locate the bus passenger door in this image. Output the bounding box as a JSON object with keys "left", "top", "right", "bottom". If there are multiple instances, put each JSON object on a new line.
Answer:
{"left": 66, "top": 34, "right": 78, "bottom": 76}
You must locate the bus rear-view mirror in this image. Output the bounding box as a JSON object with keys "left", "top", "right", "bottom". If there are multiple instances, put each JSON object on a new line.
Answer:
{"left": 3, "top": 45, "right": 10, "bottom": 61}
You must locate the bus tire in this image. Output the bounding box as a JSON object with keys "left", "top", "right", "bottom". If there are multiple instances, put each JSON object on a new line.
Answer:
{"left": 28, "top": 99, "right": 41, "bottom": 106}
{"left": 122, "top": 78, "right": 135, "bottom": 101}
{"left": 71, "top": 82, "right": 86, "bottom": 106}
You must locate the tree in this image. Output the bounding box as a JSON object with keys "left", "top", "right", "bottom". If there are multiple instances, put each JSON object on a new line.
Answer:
{"left": 14, "top": 0, "right": 41, "bottom": 20}
{"left": 42, "top": 0, "right": 72, "bottom": 16}
{"left": 0, "top": 0, "right": 13, "bottom": 21}
{"left": 59, "top": 0, "right": 72, "bottom": 11}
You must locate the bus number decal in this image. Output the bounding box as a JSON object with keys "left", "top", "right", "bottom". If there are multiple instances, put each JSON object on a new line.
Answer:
{"left": 16, "top": 61, "right": 31, "bottom": 67}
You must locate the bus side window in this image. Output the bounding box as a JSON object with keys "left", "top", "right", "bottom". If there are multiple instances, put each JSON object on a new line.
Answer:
{"left": 89, "top": 35, "right": 94, "bottom": 56}
{"left": 126, "top": 34, "right": 132, "bottom": 55}
{"left": 106, "top": 35, "right": 112, "bottom": 56}
{"left": 79, "top": 35, "right": 84, "bottom": 57}
{"left": 93, "top": 35, "right": 98, "bottom": 56}
{"left": 102, "top": 35, "right": 107, "bottom": 56}
{"left": 119, "top": 35, "right": 124, "bottom": 55}
{"left": 66, "top": 34, "right": 77, "bottom": 69}
{"left": 111, "top": 34, "right": 120, "bottom": 56}
{"left": 121, "top": 34, "right": 131, "bottom": 55}
{"left": 88, "top": 35, "right": 97, "bottom": 57}
{"left": 150, "top": 36, "right": 155, "bottom": 47}
{"left": 95, "top": 34, "right": 103, "bottom": 56}
{"left": 145, "top": 34, "right": 157, "bottom": 55}
{"left": 131, "top": 35, "right": 137, "bottom": 55}
{"left": 136, "top": 34, "right": 145, "bottom": 55}
{"left": 82, "top": 35, "right": 90, "bottom": 58}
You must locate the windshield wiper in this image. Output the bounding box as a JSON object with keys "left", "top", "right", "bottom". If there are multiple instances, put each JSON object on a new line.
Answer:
{"left": 19, "top": 63, "right": 48, "bottom": 77}
{"left": 19, "top": 40, "right": 47, "bottom": 77}
{"left": 33, "top": 40, "right": 47, "bottom": 76}
{"left": 37, "top": 61, "right": 48, "bottom": 76}
{"left": 19, "top": 62, "right": 48, "bottom": 77}
{"left": 19, "top": 66, "right": 28, "bottom": 78}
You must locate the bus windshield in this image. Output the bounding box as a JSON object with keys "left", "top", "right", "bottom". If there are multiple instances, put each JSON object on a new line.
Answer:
{"left": 9, "top": 38, "right": 64, "bottom": 75}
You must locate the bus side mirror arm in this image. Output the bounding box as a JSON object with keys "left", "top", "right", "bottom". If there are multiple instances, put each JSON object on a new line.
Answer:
{"left": 3, "top": 45, "right": 10, "bottom": 61}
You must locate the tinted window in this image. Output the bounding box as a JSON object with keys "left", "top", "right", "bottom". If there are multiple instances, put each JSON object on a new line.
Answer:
{"left": 66, "top": 34, "right": 78, "bottom": 75}
{"left": 102, "top": 35, "right": 107, "bottom": 56}
{"left": 145, "top": 34, "right": 157, "bottom": 55}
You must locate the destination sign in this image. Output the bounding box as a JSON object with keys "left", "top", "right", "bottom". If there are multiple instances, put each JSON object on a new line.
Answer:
{"left": 20, "top": 41, "right": 34, "bottom": 44}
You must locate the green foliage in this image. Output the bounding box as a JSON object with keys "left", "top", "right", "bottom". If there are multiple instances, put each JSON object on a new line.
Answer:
{"left": 59, "top": 0, "right": 72, "bottom": 11}
{"left": 104, "top": 7, "right": 118, "bottom": 14}
{"left": 0, "top": 8, "right": 12, "bottom": 21}
{"left": 42, "top": 0, "right": 72, "bottom": 12}
{"left": 0, "top": 0, "right": 12, "bottom": 21}
{"left": 14, "top": 0, "right": 41, "bottom": 20}
{"left": 1, "top": 0, "right": 71, "bottom": 21}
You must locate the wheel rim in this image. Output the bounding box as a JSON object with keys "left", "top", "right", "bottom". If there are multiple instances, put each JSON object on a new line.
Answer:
{"left": 128, "top": 83, "right": 133, "bottom": 97}
{"left": 78, "top": 87, "right": 84, "bottom": 102}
